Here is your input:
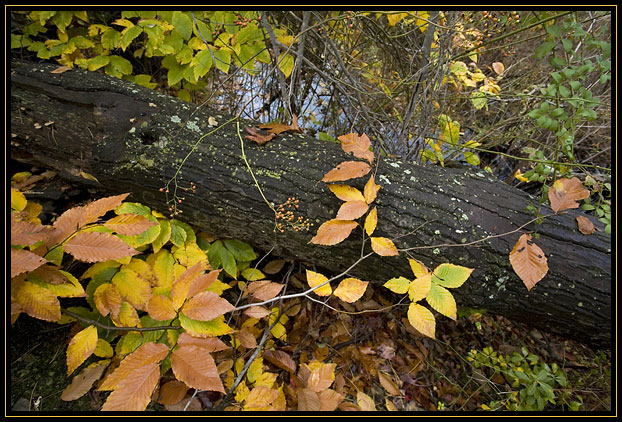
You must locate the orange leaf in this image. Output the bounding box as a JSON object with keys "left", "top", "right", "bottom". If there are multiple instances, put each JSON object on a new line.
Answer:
{"left": 64, "top": 231, "right": 138, "bottom": 263}
{"left": 318, "top": 389, "right": 344, "bottom": 411}
{"left": 46, "top": 206, "right": 89, "bottom": 247}
{"left": 335, "top": 200, "right": 369, "bottom": 220}
{"left": 548, "top": 177, "right": 590, "bottom": 213}
{"left": 104, "top": 213, "right": 157, "bottom": 236}
{"left": 171, "top": 345, "right": 225, "bottom": 392}
{"left": 357, "top": 391, "right": 376, "bottom": 411}
{"left": 363, "top": 176, "right": 381, "bottom": 204}
{"left": 93, "top": 283, "right": 122, "bottom": 318}
{"left": 576, "top": 215, "right": 595, "bottom": 235}
{"left": 158, "top": 380, "right": 190, "bottom": 405}
{"left": 322, "top": 161, "right": 371, "bottom": 182}
{"left": 99, "top": 342, "right": 169, "bottom": 391}
{"left": 181, "top": 291, "right": 234, "bottom": 321}
{"left": 83, "top": 193, "right": 130, "bottom": 224}
{"left": 11, "top": 220, "right": 53, "bottom": 246}
{"left": 492, "top": 61, "right": 505, "bottom": 75}
{"left": 11, "top": 248, "right": 48, "bottom": 277}
{"left": 333, "top": 277, "right": 368, "bottom": 303}
{"left": 509, "top": 234, "right": 548, "bottom": 291}
{"left": 371, "top": 237, "right": 399, "bottom": 256}
{"left": 147, "top": 294, "right": 177, "bottom": 321}
{"left": 237, "top": 329, "right": 258, "bottom": 349}
{"left": 245, "top": 127, "right": 276, "bottom": 145}
{"left": 309, "top": 219, "right": 358, "bottom": 245}
{"left": 187, "top": 269, "right": 221, "bottom": 298}
{"left": 338, "top": 133, "right": 374, "bottom": 163}
{"left": 66, "top": 325, "right": 98, "bottom": 375}
{"left": 101, "top": 363, "right": 161, "bottom": 411}
{"left": 171, "top": 261, "right": 206, "bottom": 309}
{"left": 177, "top": 332, "right": 230, "bottom": 353}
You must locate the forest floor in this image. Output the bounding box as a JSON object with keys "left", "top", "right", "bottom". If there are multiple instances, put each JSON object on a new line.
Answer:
{"left": 8, "top": 166, "right": 612, "bottom": 413}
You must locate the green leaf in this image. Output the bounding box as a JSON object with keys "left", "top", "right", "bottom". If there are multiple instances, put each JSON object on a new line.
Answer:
{"left": 535, "top": 41, "right": 554, "bottom": 59}
{"left": 223, "top": 239, "right": 256, "bottom": 262}
{"left": 108, "top": 55, "right": 132, "bottom": 75}
{"left": 101, "top": 29, "right": 120, "bottom": 50}
{"left": 425, "top": 283, "right": 457, "bottom": 320}
{"left": 120, "top": 25, "right": 143, "bottom": 51}
{"left": 169, "top": 219, "right": 188, "bottom": 247}
{"left": 172, "top": 11, "right": 193, "bottom": 41}
{"left": 190, "top": 49, "right": 213, "bottom": 79}
{"left": 431, "top": 263, "right": 473, "bottom": 288}
{"left": 213, "top": 47, "right": 232, "bottom": 74}
{"left": 383, "top": 276, "right": 410, "bottom": 295}
{"left": 208, "top": 240, "right": 237, "bottom": 278}
{"left": 470, "top": 91, "right": 487, "bottom": 110}
{"left": 86, "top": 55, "right": 110, "bottom": 71}
{"left": 167, "top": 61, "right": 186, "bottom": 87}
{"left": 179, "top": 313, "right": 233, "bottom": 337}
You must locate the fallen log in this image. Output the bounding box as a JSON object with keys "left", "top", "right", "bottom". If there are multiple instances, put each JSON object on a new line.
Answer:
{"left": 10, "top": 60, "right": 612, "bottom": 347}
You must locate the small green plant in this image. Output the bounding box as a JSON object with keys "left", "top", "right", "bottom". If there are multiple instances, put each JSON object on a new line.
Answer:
{"left": 467, "top": 346, "right": 582, "bottom": 411}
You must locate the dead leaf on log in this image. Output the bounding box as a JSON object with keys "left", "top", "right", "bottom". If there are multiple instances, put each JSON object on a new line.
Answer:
{"left": 548, "top": 177, "right": 590, "bottom": 213}
{"left": 509, "top": 234, "right": 548, "bottom": 291}
{"left": 259, "top": 114, "right": 302, "bottom": 134}
{"left": 576, "top": 215, "right": 595, "bottom": 235}
{"left": 245, "top": 127, "right": 276, "bottom": 145}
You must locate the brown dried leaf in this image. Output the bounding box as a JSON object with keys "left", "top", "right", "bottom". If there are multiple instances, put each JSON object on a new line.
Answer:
{"left": 576, "top": 215, "right": 595, "bottom": 235}
{"left": 171, "top": 345, "right": 225, "bottom": 393}
{"left": 297, "top": 388, "right": 321, "bottom": 411}
{"left": 101, "top": 363, "right": 161, "bottom": 411}
{"left": 11, "top": 220, "right": 53, "bottom": 246}
{"left": 322, "top": 161, "right": 371, "bottom": 183}
{"left": 187, "top": 269, "right": 221, "bottom": 299}
{"left": 237, "top": 330, "right": 257, "bottom": 349}
{"left": 245, "top": 127, "right": 276, "bottom": 145}
{"left": 104, "top": 213, "right": 157, "bottom": 236}
{"left": 146, "top": 294, "right": 177, "bottom": 321}
{"left": 61, "top": 362, "right": 108, "bottom": 401}
{"left": 263, "top": 259, "right": 286, "bottom": 274}
{"left": 338, "top": 133, "right": 374, "bottom": 163}
{"left": 82, "top": 193, "right": 130, "bottom": 225}
{"left": 509, "top": 234, "right": 548, "bottom": 291}
{"left": 158, "top": 380, "right": 190, "bottom": 405}
{"left": 11, "top": 248, "right": 48, "bottom": 278}
{"left": 319, "top": 389, "right": 345, "bottom": 411}
{"left": 309, "top": 219, "right": 358, "bottom": 246}
{"left": 548, "top": 177, "right": 590, "bottom": 213}
{"left": 177, "top": 332, "right": 230, "bottom": 353}
{"left": 181, "top": 291, "right": 234, "bottom": 321}
{"left": 243, "top": 305, "right": 272, "bottom": 319}
{"left": 28, "top": 265, "right": 70, "bottom": 285}
{"left": 378, "top": 372, "right": 401, "bottom": 396}
{"left": 64, "top": 231, "right": 138, "bottom": 263}
{"left": 263, "top": 350, "right": 297, "bottom": 373}
{"left": 46, "top": 206, "right": 88, "bottom": 247}
{"left": 357, "top": 391, "right": 376, "bottom": 411}
{"left": 258, "top": 114, "right": 302, "bottom": 134}
{"left": 246, "top": 280, "right": 285, "bottom": 301}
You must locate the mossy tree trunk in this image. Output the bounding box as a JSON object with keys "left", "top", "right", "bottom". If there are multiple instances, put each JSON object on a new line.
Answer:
{"left": 10, "top": 61, "right": 612, "bottom": 347}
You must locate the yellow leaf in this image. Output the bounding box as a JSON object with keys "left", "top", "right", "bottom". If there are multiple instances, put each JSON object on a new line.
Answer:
{"left": 305, "top": 362, "right": 336, "bottom": 392}
{"left": 357, "top": 390, "right": 376, "bottom": 411}
{"left": 407, "top": 302, "right": 436, "bottom": 338}
{"left": 364, "top": 206, "right": 377, "bottom": 236}
{"left": 173, "top": 242, "right": 207, "bottom": 267}
{"left": 371, "top": 237, "right": 399, "bottom": 256}
{"left": 363, "top": 176, "right": 381, "bottom": 204}
{"left": 327, "top": 184, "right": 365, "bottom": 202}
{"left": 94, "top": 339, "right": 114, "bottom": 358}
{"left": 112, "top": 268, "right": 152, "bottom": 311}
{"left": 408, "top": 258, "right": 430, "bottom": 278}
{"left": 14, "top": 280, "right": 60, "bottom": 322}
{"left": 383, "top": 276, "right": 410, "bottom": 294}
{"left": 333, "top": 277, "right": 368, "bottom": 303}
{"left": 11, "top": 188, "right": 27, "bottom": 211}
{"left": 425, "top": 283, "right": 457, "bottom": 320}
{"left": 114, "top": 301, "right": 140, "bottom": 327}
{"left": 147, "top": 294, "right": 177, "bottom": 321}
{"left": 306, "top": 269, "right": 332, "bottom": 296}
{"left": 67, "top": 325, "right": 98, "bottom": 375}
{"left": 408, "top": 273, "right": 431, "bottom": 302}
{"left": 386, "top": 12, "right": 408, "bottom": 26}
{"left": 93, "top": 283, "right": 122, "bottom": 318}
{"left": 171, "top": 261, "right": 206, "bottom": 309}
{"left": 514, "top": 169, "right": 529, "bottom": 182}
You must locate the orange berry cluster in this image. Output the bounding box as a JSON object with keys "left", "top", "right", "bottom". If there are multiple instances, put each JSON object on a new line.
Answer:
{"left": 275, "top": 197, "right": 311, "bottom": 233}
{"left": 159, "top": 181, "right": 197, "bottom": 217}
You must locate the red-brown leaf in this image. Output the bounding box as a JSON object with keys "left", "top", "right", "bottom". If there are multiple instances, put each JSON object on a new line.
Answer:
{"left": 576, "top": 215, "right": 595, "bottom": 235}
{"left": 64, "top": 231, "right": 139, "bottom": 263}
{"left": 338, "top": 132, "right": 374, "bottom": 163}
{"left": 245, "top": 127, "right": 276, "bottom": 145}
{"left": 548, "top": 177, "right": 590, "bottom": 213}
{"left": 309, "top": 219, "right": 358, "bottom": 246}
{"left": 181, "top": 291, "right": 234, "bottom": 321}
{"left": 11, "top": 248, "right": 48, "bottom": 278}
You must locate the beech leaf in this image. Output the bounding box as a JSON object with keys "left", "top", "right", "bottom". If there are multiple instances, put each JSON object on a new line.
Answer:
{"left": 64, "top": 231, "right": 138, "bottom": 263}
{"left": 338, "top": 132, "right": 374, "bottom": 163}
{"left": 104, "top": 213, "right": 158, "bottom": 236}
{"left": 548, "top": 177, "right": 590, "bottom": 213}
{"left": 245, "top": 126, "right": 276, "bottom": 145}
{"left": 11, "top": 248, "right": 48, "bottom": 278}
{"left": 363, "top": 176, "right": 381, "bottom": 204}
{"left": 61, "top": 361, "right": 108, "bottom": 401}
{"left": 327, "top": 184, "right": 365, "bottom": 202}
{"left": 364, "top": 206, "right": 377, "bottom": 236}
{"left": 509, "top": 233, "right": 548, "bottom": 291}
{"left": 305, "top": 269, "right": 332, "bottom": 296}
{"left": 66, "top": 325, "right": 98, "bottom": 375}
{"left": 335, "top": 200, "right": 369, "bottom": 220}
{"left": 101, "top": 363, "right": 161, "bottom": 411}
{"left": 321, "top": 161, "right": 371, "bottom": 183}
{"left": 333, "top": 277, "right": 368, "bottom": 303}
{"left": 181, "top": 291, "right": 234, "bottom": 321}
{"left": 371, "top": 236, "right": 399, "bottom": 256}
{"left": 309, "top": 219, "right": 358, "bottom": 246}
{"left": 171, "top": 345, "right": 225, "bottom": 392}
{"left": 407, "top": 302, "right": 436, "bottom": 338}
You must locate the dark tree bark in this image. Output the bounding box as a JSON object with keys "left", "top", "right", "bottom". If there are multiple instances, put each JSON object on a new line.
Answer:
{"left": 10, "top": 60, "right": 612, "bottom": 347}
